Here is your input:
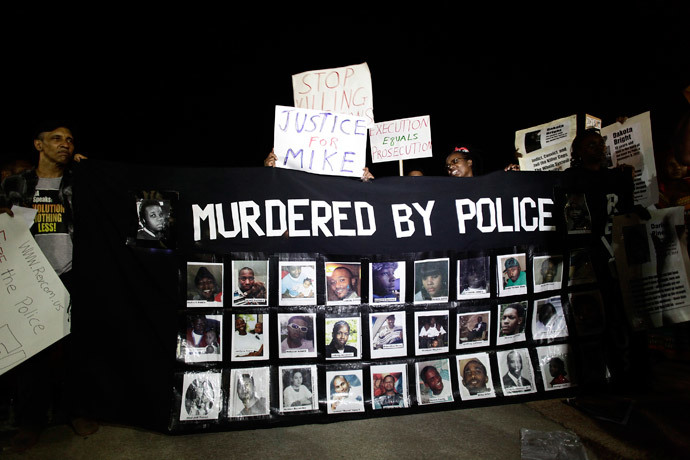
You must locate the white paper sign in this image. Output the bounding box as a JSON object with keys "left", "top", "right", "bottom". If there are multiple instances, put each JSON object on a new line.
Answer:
{"left": 0, "top": 214, "right": 70, "bottom": 376}
{"left": 273, "top": 105, "right": 368, "bottom": 178}
{"left": 292, "top": 62, "right": 374, "bottom": 126}
{"left": 369, "top": 116, "right": 433, "bottom": 163}
{"left": 515, "top": 115, "right": 577, "bottom": 171}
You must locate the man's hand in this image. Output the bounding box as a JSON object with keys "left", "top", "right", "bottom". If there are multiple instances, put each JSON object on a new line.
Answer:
{"left": 74, "top": 153, "right": 88, "bottom": 162}
{"left": 361, "top": 167, "right": 374, "bottom": 182}
{"left": 264, "top": 149, "right": 277, "bottom": 167}
{"left": 0, "top": 207, "right": 13, "bottom": 217}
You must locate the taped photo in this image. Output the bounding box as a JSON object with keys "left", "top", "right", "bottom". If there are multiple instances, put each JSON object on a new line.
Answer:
{"left": 371, "top": 363, "right": 409, "bottom": 409}
{"left": 279, "top": 261, "right": 317, "bottom": 306}
{"left": 130, "top": 191, "right": 177, "bottom": 249}
{"left": 533, "top": 255, "right": 563, "bottom": 293}
{"left": 537, "top": 344, "right": 576, "bottom": 391}
{"left": 416, "top": 358, "right": 454, "bottom": 405}
{"left": 229, "top": 367, "right": 270, "bottom": 418}
{"left": 497, "top": 302, "right": 528, "bottom": 346}
{"left": 532, "top": 297, "right": 568, "bottom": 341}
{"left": 325, "top": 316, "right": 361, "bottom": 360}
{"left": 457, "top": 256, "right": 490, "bottom": 300}
{"left": 457, "top": 311, "right": 491, "bottom": 349}
{"left": 180, "top": 371, "right": 222, "bottom": 421}
{"left": 370, "top": 261, "right": 405, "bottom": 303}
{"left": 497, "top": 253, "right": 527, "bottom": 297}
{"left": 457, "top": 353, "right": 496, "bottom": 400}
{"left": 415, "top": 310, "right": 449, "bottom": 355}
{"left": 184, "top": 314, "right": 222, "bottom": 363}
{"left": 231, "top": 260, "right": 268, "bottom": 306}
{"left": 369, "top": 311, "right": 407, "bottom": 359}
{"left": 279, "top": 365, "right": 318, "bottom": 412}
{"left": 498, "top": 348, "right": 537, "bottom": 396}
{"left": 564, "top": 193, "right": 592, "bottom": 234}
{"left": 414, "top": 258, "right": 449, "bottom": 304}
{"left": 278, "top": 313, "right": 317, "bottom": 358}
{"left": 186, "top": 262, "right": 224, "bottom": 307}
{"left": 231, "top": 313, "right": 268, "bottom": 361}
{"left": 325, "top": 262, "right": 361, "bottom": 305}
{"left": 326, "top": 370, "right": 365, "bottom": 414}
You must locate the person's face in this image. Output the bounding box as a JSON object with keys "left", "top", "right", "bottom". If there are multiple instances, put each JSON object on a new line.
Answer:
{"left": 382, "top": 376, "right": 396, "bottom": 393}
{"left": 292, "top": 372, "right": 303, "bottom": 388}
{"left": 467, "top": 261, "right": 483, "bottom": 288}
{"left": 329, "top": 268, "right": 354, "bottom": 300}
{"left": 333, "top": 376, "right": 350, "bottom": 394}
{"left": 142, "top": 204, "right": 166, "bottom": 232}
{"left": 423, "top": 368, "right": 444, "bottom": 395}
{"left": 34, "top": 127, "right": 75, "bottom": 166}
{"left": 463, "top": 361, "right": 489, "bottom": 392}
{"left": 666, "top": 155, "right": 688, "bottom": 179}
{"left": 239, "top": 269, "right": 255, "bottom": 292}
{"left": 506, "top": 265, "right": 521, "bottom": 282}
{"left": 205, "top": 331, "right": 217, "bottom": 344}
{"left": 446, "top": 153, "right": 473, "bottom": 178}
{"left": 541, "top": 261, "right": 556, "bottom": 282}
{"left": 373, "top": 266, "right": 397, "bottom": 296}
{"left": 386, "top": 316, "right": 396, "bottom": 329}
{"left": 501, "top": 307, "right": 522, "bottom": 335}
{"left": 196, "top": 276, "right": 216, "bottom": 300}
{"left": 235, "top": 317, "right": 246, "bottom": 334}
{"left": 237, "top": 376, "right": 254, "bottom": 401}
{"left": 254, "top": 322, "right": 263, "bottom": 334}
{"left": 288, "top": 266, "right": 301, "bottom": 278}
{"left": 507, "top": 353, "right": 523, "bottom": 376}
{"left": 538, "top": 304, "right": 555, "bottom": 324}
{"left": 334, "top": 324, "right": 350, "bottom": 349}
{"left": 549, "top": 361, "right": 560, "bottom": 377}
{"left": 287, "top": 318, "right": 308, "bottom": 341}
{"left": 423, "top": 273, "right": 442, "bottom": 296}
{"left": 578, "top": 132, "right": 606, "bottom": 166}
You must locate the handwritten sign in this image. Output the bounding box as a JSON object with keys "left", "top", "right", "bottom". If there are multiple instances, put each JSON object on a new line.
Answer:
{"left": 0, "top": 214, "right": 70, "bottom": 376}
{"left": 273, "top": 105, "right": 368, "bottom": 178}
{"left": 292, "top": 62, "right": 375, "bottom": 127}
{"left": 369, "top": 116, "right": 433, "bottom": 164}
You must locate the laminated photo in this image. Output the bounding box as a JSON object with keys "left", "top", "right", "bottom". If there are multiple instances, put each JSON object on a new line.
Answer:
{"left": 416, "top": 358, "right": 454, "bottom": 405}
{"left": 131, "top": 191, "right": 177, "bottom": 249}
{"left": 457, "top": 353, "right": 496, "bottom": 401}
{"left": 371, "top": 363, "right": 409, "bottom": 409}
{"left": 414, "top": 258, "right": 449, "bottom": 304}
{"left": 457, "top": 311, "right": 491, "bottom": 349}
{"left": 278, "top": 313, "right": 317, "bottom": 359}
{"left": 186, "top": 262, "right": 224, "bottom": 307}
{"left": 180, "top": 371, "right": 222, "bottom": 421}
{"left": 324, "top": 316, "right": 361, "bottom": 360}
{"left": 279, "top": 261, "right": 317, "bottom": 306}
{"left": 537, "top": 344, "right": 576, "bottom": 391}
{"left": 497, "top": 253, "right": 527, "bottom": 297}
{"left": 532, "top": 255, "right": 563, "bottom": 293}
{"left": 568, "top": 248, "right": 597, "bottom": 286}
{"left": 369, "top": 261, "right": 405, "bottom": 304}
{"left": 369, "top": 311, "right": 407, "bottom": 359}
{"left": 325, "top": 262, "right": 361, "bottom": 305}
{"left": 184, "top": 314, "right": 222, "bottom": 363}
{"left": 532, "top": 297, "right": 568, "bottom": 341}
{"left": 414, "top": 310, "right": 449, "bottom": 355}
{"left": 229, "top": 367, "right": 270, "bottom": 418}
{"left": 279, "top": 365, "right": 318, "bottom": 412}
{"left": 497, "top": 348, "right": 537, "bottom": 396}
{"left": 564, "top": 193, "right": 592, "bottom": 234}
{"left": 231, "top": 260, "right": 268, "bottom": 306}
{"left": 326, "top": 370, "right": 365, "bottom": 414}
{"left": 497, "top": 302, "right": 528, "bottom": 346}
{"left": 569, "top": 290, "right": 606, "bottom": 336}
{"left": 231, "top": 313, "right": 268, "bottom": 361}
{"left": 457, "top": 256, "right": 490, "bottom": 300}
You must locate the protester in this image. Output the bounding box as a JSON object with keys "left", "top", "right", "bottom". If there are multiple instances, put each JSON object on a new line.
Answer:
{"left": 264, "top": 149, "right": 374, "bottom": 181}
{"left": 445, "top": 146, "right": 476, "bottom": 177}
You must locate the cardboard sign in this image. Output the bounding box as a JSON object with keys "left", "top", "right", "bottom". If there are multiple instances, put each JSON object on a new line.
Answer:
{"left": 273, "top": 105, "right": 368, "bottom": 178}
{"left": 0, "top": 214, "right": 70, "bottom": 376}
{"left": 369, "top": 116, "right": 433, "bottom": 163}
{"left": 292, "top": 62, "right": 374, "bottom": 126}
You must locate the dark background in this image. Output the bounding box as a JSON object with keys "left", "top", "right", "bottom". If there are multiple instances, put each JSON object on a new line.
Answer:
{"left": 2, "top": 4, "right": 689, "bottom": 177}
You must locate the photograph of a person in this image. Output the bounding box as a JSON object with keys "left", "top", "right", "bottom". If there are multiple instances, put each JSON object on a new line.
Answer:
{"left": 278, "top": 313, "right": 317, "bottom": 358}
{"left": 183, "top": 314, "right": 222, "bottom": 363}
{"left": 537, "top": 345, "right": 576, "bottom": 391}
{"left": 457, "top": 256, "right": 490, "bottom": 299}
{"left": 279, "top": 261, "right": 317, "bottom": 306}
{"left": 457, "top": 353, "right": 496, "bottom": 400}
{"left": 136, "top": 198, "right": 170, "bottom": 241}
{"left": 414, "top": 258, "right": 449, "bottom": 303}
{"left": 325, "top": 262, "right": 361, "bottom": 305}
{"left": 498, "top": 348, "right": 536, "bottom": 396}
{"left": 369, "top": 311, "right": 407, "bottom": 359}
{"left": 371, "top": 364, "right": 409, "bottom": 409}
{"left": 415, "top": 311, "right": 449, "bottom": 355}
{"left": 532, "top": 297, "right": 568, "bottom": 341}
{"left": 231, "top": 314, "right": 267, "bottom": 361}
{"left": 279, "top": 365, "right": 318, "bottom": 412}
{"left": 231, "top": 260, "right": 268, "bottom": 306}
{"left": 416, "top": 358, "right": 454, "bottom": 405}
{"left": 568, "top": 248, "right": 597, "bottom": 286}
{"left": 533, "top": 255, "right": 563, "bottom": 293}
{"left": 180, "top": 372, "right": 222, "bottom": 421}
{"left": 324, "top": 317, "right": 361, "bottom": 360}
{"left": 370, "top": 261, "right": 405, "bottom": 303}
{"left": 229, "top": 367, "right": 270, "bottom": 418}
{"left": 186, "top": 262, "right": 224, "bottom": 307}
{"left": 564, "top": 192, "right": 592, "bottom": 234}
{"left": 326, "top": 370, "right": 365, "bottom": 414}
{"left": 569, "top": 290, "right": 605, "bottom": 336}
{"left": 497, "top": 253, "right": 527, "bottom": 297}
{"left": 457, "top": 311, "right": 491, "bottom": 349}
{"left": 497, "top": 302, "right": 528, "bottom": 346}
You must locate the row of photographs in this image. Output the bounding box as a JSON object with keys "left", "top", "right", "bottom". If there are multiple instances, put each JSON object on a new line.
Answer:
{"left": 179, "top": 290, "right": 605, "bottom": 364}
{"left": 185, "top": 249, "right": 598, "bottom": 308}
{"left": 179, "top": 344, "right": 576, "bottom": 422}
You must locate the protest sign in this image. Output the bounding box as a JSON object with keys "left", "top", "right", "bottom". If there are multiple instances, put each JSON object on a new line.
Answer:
{"left": 612, "top": 206, "right": 690, "bottom": 330}
{"left": 292, "top": 62, "right": 374, "bottom": 126}
{"left": 0, "top": 214, "right": 70, "bottom": 376}
{"left": 515, "top": 115, "right": 577, "bottom": 172}
{"left": 369, "top": 115, "right": 433, "bottom": 164}
{"left": 601, "top": 111, "right": 658, "bottom": 207}
{"left": 585, "top": 114, "right": 602, "bottom": 130}
{"left": 273, "top": 105, "right": 368, "bottom": 178}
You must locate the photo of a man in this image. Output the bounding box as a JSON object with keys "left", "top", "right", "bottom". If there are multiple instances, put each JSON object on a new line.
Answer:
{"left": 183, "top": 314, "right": 222, "bottom": 363}
{"left": 186, "top": 262, "right": 223, "bottom": 306}
{"left": 231, "top": 261, "right": 268, "bottom": 306}
{"left": 326, "top": 371, "right": 364, "bottom": 414}
{"left": 325, "top": 318, "right": 360, "bottom": 360}
{"left": 457, "top": 354, "right": 495, "bottom": 400}
{"left": 369, "top": 312, "right": 406, "bottom": 359}
{"left": 498, "top": 254, "right": 527, "bottom": 297}
{"left": 325, "top": 262, "right": 361, "bottom": 305}
{"left": 370, "top": 261, "right": 405, "bottom": 303}
{"left": 457, "top": 312, "right": 490, "bottom": 349}
{"left": 279, "top": 262, "right": 317, "bottom": 306}
{"left": 229, "top": 368, "right": 270, "bottom": 418}
{"left": 533, "top": 255, "right": 563, "bottom": 293}
{"left": 416, "top": 359, "right": 454, "bottom": 405}
{"left": 231, "top": 314, "right": 267, "bottom": 361}
{"left": 532, "top": 297, "right": 568, "bottom": 340}
{"left": 498, "top": 349, "right": 536, "bottom": 396}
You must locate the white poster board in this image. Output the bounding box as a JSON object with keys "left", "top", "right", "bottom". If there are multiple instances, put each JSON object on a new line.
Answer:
{"left": 0, "top": 213, "right": 70, "bottom": 376}
{"left": 369, "top": 116, "right": 433, "bottom": 163}
{"left": 612, "top": 206, "right": 690, "bottom": 330}
{"left": 273, "top": 105, "right": 368, "bottom": 178}
{"left": 601, "top": 111, "right": 658, "bottom": 207}
{"left": 515, "top": 115, "right": 577, "bottom": 172}
{"left": 292, "top": 62, "right": 374, "bottom": 126}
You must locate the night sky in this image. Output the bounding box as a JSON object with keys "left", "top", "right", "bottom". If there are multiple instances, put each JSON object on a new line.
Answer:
{"left": 3, "top": 5, "right": 689, "bottom": 177}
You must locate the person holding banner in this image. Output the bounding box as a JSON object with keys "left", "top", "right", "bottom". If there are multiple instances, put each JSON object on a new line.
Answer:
{"left": 264, "top": 149, "right": 375, "bottom": 182}
{"left": 445, "top": 146, "right": 475, "bottom": 178}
